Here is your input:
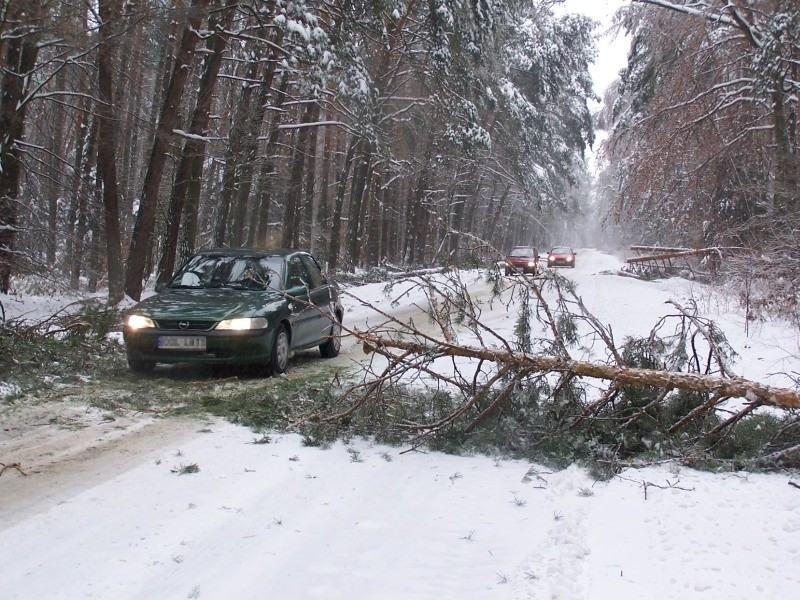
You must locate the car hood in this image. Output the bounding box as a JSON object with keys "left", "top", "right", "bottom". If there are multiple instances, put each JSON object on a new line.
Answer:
{"left": 129, "top": 289, "right": 286, "bottom": 321}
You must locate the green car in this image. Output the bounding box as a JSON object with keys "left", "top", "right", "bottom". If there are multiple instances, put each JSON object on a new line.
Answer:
{"left": 123, "top": 248, "right": 344, "bottom": 374}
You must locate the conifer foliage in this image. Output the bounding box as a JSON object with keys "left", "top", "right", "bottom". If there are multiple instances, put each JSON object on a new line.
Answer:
{"left": 0, "top": 0, "right": 596, "bottom": 297}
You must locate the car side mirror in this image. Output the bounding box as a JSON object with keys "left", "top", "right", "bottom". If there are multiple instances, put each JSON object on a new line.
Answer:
{"left": 285, "top": 284, "right": 309, "bottom": 299}
{"left": 154, "top": 281, "right": 167, "bottom": 293}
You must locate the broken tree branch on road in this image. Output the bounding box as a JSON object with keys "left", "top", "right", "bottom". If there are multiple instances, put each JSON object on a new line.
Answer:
{"left": 312, "top": 265, "right": 800, "bottom": 471}
{"left": 357, "top": 332, "right": 800, "bottom": 409}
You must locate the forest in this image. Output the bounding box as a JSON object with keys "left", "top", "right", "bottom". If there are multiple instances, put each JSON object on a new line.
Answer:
{"left": 0, "top": 0, "right": 596, "bottom": 302}
{"left": 601, "top": 0, "right": 800, "bottom": 309}
{"left": 1, "top": 0, "right": 798, "bottom": 307}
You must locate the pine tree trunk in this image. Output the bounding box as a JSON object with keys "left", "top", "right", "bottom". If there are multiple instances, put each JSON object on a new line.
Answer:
{"left": 345, "top": 140, "right": 373, "bottom": 267}
{"left": 404, "top": 155, "right": 432, "bottom": 266}
{"left": 314, "top": 118, "right": 335, "bottom": 261}
{"left": 157, "top": 0, "right": 232, "bottom": 283}
{"left": 251, "top": 72, "right": 290, "bottom": 247}
{"left": 69, "top": 118, "right": 98, "bottom": 290}
{"left": 124, "top": 0, "right": 211, "bottom": 300}
{"left": 0, "top": 1, "right": 41, "bottom": 293}
{"left": 484, "top": 183, "right": 509, "bottom": 245}
{"left": 214, "top": 55, "right": 259, "bottom": 248}
{"left": 281, "top": 102, "right": 317, "bottom": 248}
{"left": 229, "top": 35, "right": 283, "bottom": 248}
{"left": 302, "top": 102, "right": 322, "bottom": 250}
{"left": 366, "top": 171, "right": 383, "bottom": 266}
{"left": 64, "top": 108, "right": 89, "bottom": 280}
{"left": 328, "top": 137, "right": 358, "bottom": 270}
{"left": 97, "top": 0, "right": 125, "bottom": 304}
{"left": 45, "top": 69, "right": 67, "bottom": 265}
{"left": 359, "top": 333, "right": 800, "bottom": 410}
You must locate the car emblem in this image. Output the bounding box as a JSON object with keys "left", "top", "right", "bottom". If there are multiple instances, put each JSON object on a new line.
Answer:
{"left": 178, "top": 321, "right": 190, "bottom": 329}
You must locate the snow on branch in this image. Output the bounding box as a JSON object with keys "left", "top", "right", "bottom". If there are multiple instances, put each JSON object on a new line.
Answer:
{"left": 357, "top": 332, "right": 800, "bottom": 409}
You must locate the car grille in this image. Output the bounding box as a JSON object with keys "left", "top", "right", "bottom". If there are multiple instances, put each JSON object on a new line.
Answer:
{"left": 155, "top": 319, "right": 216, "bottom": 331}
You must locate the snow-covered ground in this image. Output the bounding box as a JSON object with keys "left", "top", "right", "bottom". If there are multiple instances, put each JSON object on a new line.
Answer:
{"left": 1, "top": 249, "right": 799, "bottom": 599}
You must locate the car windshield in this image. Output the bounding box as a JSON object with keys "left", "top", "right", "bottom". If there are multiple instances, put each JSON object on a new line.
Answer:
{"left": 168, "top": 255, "right": 284, "bottom": 291}
{"left": 551, "top": 247, "right": 572, "bottom": 254}
{"left": 509, "top": 248, "right": 536, "bottom": 258}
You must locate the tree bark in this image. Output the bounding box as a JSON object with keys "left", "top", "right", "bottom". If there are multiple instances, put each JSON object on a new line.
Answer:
{"left": 359, "top": 334, "right": 800, "bottom": 410}
{"left": 345, "top": 140, "right": 373, "bottom": 267}
{"left": 45, "top": 68, "right": 67, "bottom": 265}
{"left": 69, "top": 118, "right": 98, "bottom": 290}
{"left": 315, "top": 117, "right": 335, "bottom": 261}
{"left": 213, "top": 54, "right": 259, "bottom": 248}
{"left": 301, "top": 102, "right": 322, "bottom": 250}
{"left": 229, "top": 32, "right": 283, "bottom": 248}
{"left": 0, "top": 0, "right": 41, "bottom": 293}
{"left": 366, "top": 170, "right": 383, "bottom": 266}
{"left": 281, "top": 101, "right": 318, "bottom": 248}
{"left": 125, "top": 0, "right": 211, "bottom": 300}
{"left": 251, "top": 72, "right": 290, "bottom": 247}
{"left": 96, "top": 0, "right": 125, "bottom": 303}
{"left": 157, "top": 0, "right": 233, "bottom": 283}
{"left": 328, "top": 137, "right": 358, "bottom": 270}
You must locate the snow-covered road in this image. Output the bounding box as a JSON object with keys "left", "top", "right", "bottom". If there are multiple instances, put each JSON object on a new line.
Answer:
{"left": 2, "top": 249, "right": 799, "bottom": 600}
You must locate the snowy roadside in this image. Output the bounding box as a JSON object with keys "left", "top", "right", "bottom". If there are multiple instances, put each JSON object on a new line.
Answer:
{"left": 1, "top": 249, "right": 800, "bottom": 599}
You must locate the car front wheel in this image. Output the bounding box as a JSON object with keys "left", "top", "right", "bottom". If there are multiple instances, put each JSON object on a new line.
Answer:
{"left": 319, "top": 314, "right": 342, "bottom": 358}
{"left": 127, "top": 355, "right": 155, "bottom": 374}
{"left": 269, "top": 326, "right": 290, "bottom": 374}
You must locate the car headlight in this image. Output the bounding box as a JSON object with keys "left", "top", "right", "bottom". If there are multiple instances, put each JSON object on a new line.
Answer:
{"left": 528, "top": 261, "right": 536, "bottom": 267}
{"left": 215, "top": 317, "right": 269, "bottom": 331}
{"left": 125, "top": 314, "right": 156, "bottom": 329}
{"left": 567, "top": 256, "right": 573, "bottom": 261}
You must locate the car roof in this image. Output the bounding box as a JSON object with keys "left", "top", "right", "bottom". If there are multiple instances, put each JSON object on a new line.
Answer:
{"left": 195, "top": 248, "right": 304, "bottom": 258}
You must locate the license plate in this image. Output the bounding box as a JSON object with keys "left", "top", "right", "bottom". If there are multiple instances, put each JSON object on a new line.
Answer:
{"left": 157, "top": 336, "right": 207, "bottom": 351}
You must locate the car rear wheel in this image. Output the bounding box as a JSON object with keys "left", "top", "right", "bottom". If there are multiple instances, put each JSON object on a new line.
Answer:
{"left": 319, "top": 314, "right": 342, "bottom": 358}
{"left": 269, "top": 326, "right": 290, "bottom": 374}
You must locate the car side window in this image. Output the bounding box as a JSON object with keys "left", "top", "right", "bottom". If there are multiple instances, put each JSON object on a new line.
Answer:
{"left": 287, "top": 257, "right": 308, "bottom": 288}
{"left": 300, "top": 255, "right": 324, "bottom": 288}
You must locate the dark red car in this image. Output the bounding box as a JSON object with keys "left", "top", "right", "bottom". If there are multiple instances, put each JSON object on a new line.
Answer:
{"left": 547, "top": 246, "right": 576, "bottom": 268}
{"left": 504, "top": 246, "right": 540, "bottom": 275}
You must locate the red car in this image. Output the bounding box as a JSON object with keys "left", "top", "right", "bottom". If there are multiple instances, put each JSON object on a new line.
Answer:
{"left": 547, "top": 246, "right": 576, "bottom": 268}
{"left": 505, "top": 246, "right": 540, "bottom": 275}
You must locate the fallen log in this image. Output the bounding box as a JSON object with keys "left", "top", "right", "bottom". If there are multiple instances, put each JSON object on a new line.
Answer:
{"left": 358, "top": 332, "right": 800, "bottom": 409}
{"left": 626, "top": 248, "right": 722, "bottom": 264}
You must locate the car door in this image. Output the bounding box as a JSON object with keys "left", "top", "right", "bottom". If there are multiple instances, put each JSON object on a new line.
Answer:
{"left": 284, "top": 255, "right": 318, "bottom": 348}
{"left": 299, "top": 254, "right": 334, "bottom": 343}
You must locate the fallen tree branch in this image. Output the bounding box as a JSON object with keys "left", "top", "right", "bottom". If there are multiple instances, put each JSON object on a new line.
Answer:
{"left": 0, "top": 462, "right": 27, "bottom": 477}
{"left": 358, "top": 332, "right": 800, "bottom": 409}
